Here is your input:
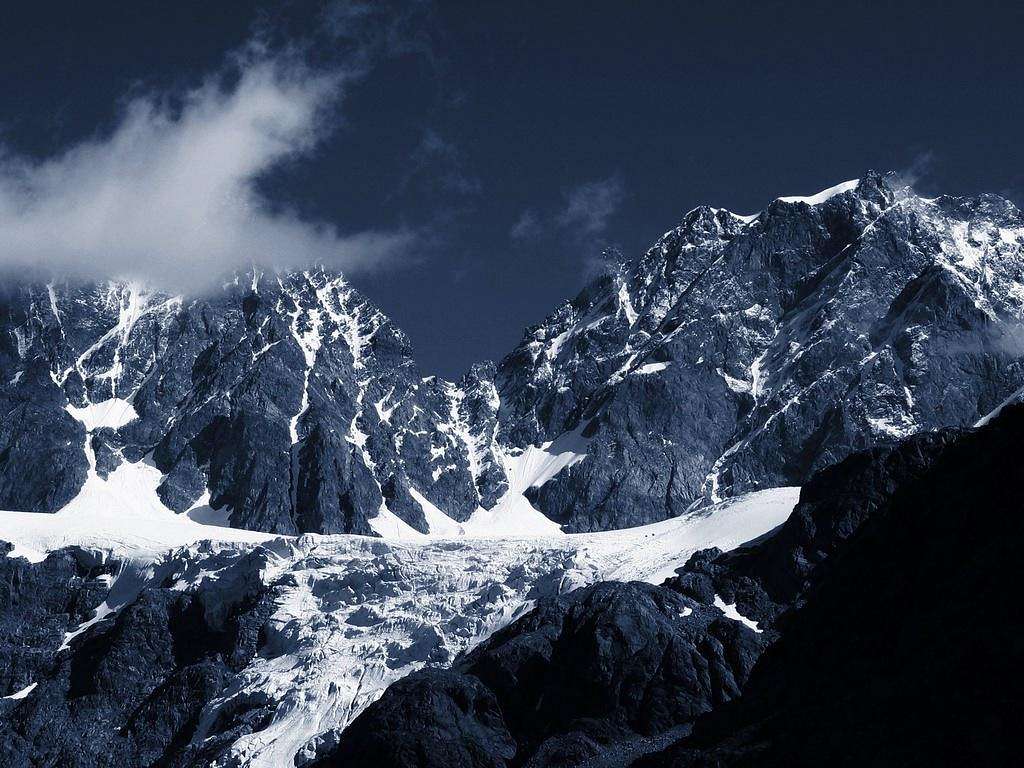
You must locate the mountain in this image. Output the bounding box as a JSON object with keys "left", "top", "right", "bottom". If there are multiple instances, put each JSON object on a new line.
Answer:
{"left": 0, "top": 270, "right": 507, "bottom": 535}
{"left": 2, "top": 171, "right": 1021, "bottom": 538}
{"left": 1, "top": 171, "right": 1022, "bottom": 767}
{"left": 316, "top": 404, "right": 1023, "bottom": 768}
{"left": 496, "top": 172, "right": 1024, "bottom": 530}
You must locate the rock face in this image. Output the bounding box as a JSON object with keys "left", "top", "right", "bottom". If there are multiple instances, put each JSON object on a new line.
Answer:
{"left": 0, "top": 545, "right": 278, "bottom": 768}
{"left": 1, "top": 172, "right": 1022, "bottom": 536}
{"left": 0, "top": 544, "right": 112, "bottom": 701}
{"left": 320, "top": 405, "right": 1024, "bottom": 768}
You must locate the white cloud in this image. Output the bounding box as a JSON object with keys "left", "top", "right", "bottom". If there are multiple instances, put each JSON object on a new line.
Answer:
{"left": 401, "top": 128, "right": 482, "bottom": 197}
{"left": 556, "top": 175, "right": 625, "bottom": 234}
{"left": 509, "top": 209, "right": 542, "bottom": 241}
{"left": 893, "top": 151, "right": 936, "bottom": 192}
{"left": 0, "top": 48, "right": 414, "bottom": 292}
{"left": 510, "top": 175, "right": 625, "bottom": 243}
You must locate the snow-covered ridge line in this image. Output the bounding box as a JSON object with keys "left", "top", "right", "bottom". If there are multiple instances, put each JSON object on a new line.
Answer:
{"left": 776, "top": 178, "right": 860, "bottom": 206}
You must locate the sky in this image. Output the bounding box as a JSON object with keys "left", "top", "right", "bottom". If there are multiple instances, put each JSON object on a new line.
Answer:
{"left": 0, "top": 0, "right": 1021, "bottom": 378}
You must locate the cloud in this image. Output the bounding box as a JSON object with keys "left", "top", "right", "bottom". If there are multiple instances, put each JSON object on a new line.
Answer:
{"left": 510, "top": 175, "right": 625, "bottom": 243}
{"left": 892, "top": 151, "right": 936, "bottom": 192}
{"left": 400, "top": 128, "right": 481, "bottom": 197}
{"left": 509, "top": 209, "right": 543, "bottom": 242}
{"left": 0, "top": 44, "right": 415, "bottom": 292}
{"left": 555, "top": 176, "right": 625, "bottom": 235}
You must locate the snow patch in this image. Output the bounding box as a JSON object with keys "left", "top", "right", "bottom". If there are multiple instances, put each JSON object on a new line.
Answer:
{"left": 66, "top": 398, "right": 138, "bottom": 431}
{"left": 3, "top": 441, "right": 273, "bottom": 564}
{"left": 634, "top": 361, "right": 670, "bottom": 376}
{"left": 777, "top": 178, "right": 859, "bottom": 206}
{"left": 617, "top": 280, "right": 638, "bottom": 326}
{"left": 713, "top": 594, "right": 763, "bottom": 633}
{"left": 975, "top": 382, "right": 1024, "bottom": 427}
{"left": 409, "top": 488, "right": 464, "bottom": 537}
{"left": 2, "top": 682, "right": 36, "bottom": 700}
{"left": 367, "top": 503, "right": 426, "bottom": 540}
{"left": 719, "top": 368, "right": 752, "bottom": 394}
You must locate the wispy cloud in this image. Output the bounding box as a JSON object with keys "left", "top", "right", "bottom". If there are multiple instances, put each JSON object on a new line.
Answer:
{"left": 892, "top": 151, "right": 936, "bottom": 192}
{"left": 0, "top": 17, "right": 419, "bottom": 292}
{"left": 401, "top": 128, "right": 482, "bottom": 197}
{"left": 555, "top": 175, "right": 625, "bottom": 235}
{"left": 510, "top": 174, "right": 625, "bottom": 243}
{"left": 509, "top": 209, "right": 543, "bottom": 241}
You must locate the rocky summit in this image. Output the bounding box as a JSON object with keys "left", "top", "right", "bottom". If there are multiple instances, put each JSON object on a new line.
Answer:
{"left": 0, "top": 270, "right": 506, "bottom": 535}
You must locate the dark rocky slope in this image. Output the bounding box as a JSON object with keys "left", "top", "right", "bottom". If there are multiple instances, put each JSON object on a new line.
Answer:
{"left": 314, "top": 581, "right": 766, "bottom": 768}
{"left": 640, "top": 404, "right": 1024, "bottom": 768}
{"left": 0, "top": 546, "right": 281, "bottom": 768}
{"left": 0, "top": 543, "right": 112, "bottom": 701}
{"left": 316, "top": 405, "right": 1023, "bottom": 768}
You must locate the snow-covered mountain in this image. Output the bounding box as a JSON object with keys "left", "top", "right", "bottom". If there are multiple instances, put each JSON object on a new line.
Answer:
{"left": 1, "top": 171, "right": 1022, "bottom": 537}
{"left": 496, "top": 171, "right": 1024, "bottom": 529}
{"left": 1, "top": 171, "right": 1023, "bottom": 766}
{"left": 0, "top": 270, "right": 509, "bottom": 535}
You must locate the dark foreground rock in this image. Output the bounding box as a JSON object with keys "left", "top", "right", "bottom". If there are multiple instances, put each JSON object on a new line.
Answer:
{"left": 0, "top": 544, "right": 112, "bottom": 700}
{"left": 638, "top": 404, "right": 1024, "bottom": 768}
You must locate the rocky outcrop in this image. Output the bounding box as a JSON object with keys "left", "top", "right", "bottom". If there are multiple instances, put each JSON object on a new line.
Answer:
{"left": 0, "top": 545, "right": 278, "bottom": 768}
{"left": 0, "top": 271, "right": 507, "bottom": 535}
{"left": 318, "top": 581, "right": 765, "bottom": 768}
{"left": 0, "top": 544, "right": 111, "bottom": 700}
{"left": 505, "top": 174, "right": 1024, "bottom": 530}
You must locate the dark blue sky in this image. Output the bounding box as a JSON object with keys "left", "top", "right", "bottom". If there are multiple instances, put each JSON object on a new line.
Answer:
{"left": 2, "top": 1, "right": 1022, "bottom": 377}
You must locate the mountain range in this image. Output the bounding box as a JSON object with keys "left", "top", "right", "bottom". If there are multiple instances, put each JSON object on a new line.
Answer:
{"left": 1, "top": 171, "right": 1022, "bottom": 767}
{"left": 1, "top": 170, "right": 1022, "bottom": 537}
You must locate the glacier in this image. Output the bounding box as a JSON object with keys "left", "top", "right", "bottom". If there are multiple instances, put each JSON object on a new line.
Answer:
{"left": 1, "top": 437, "right": 797, "bottom": 765}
